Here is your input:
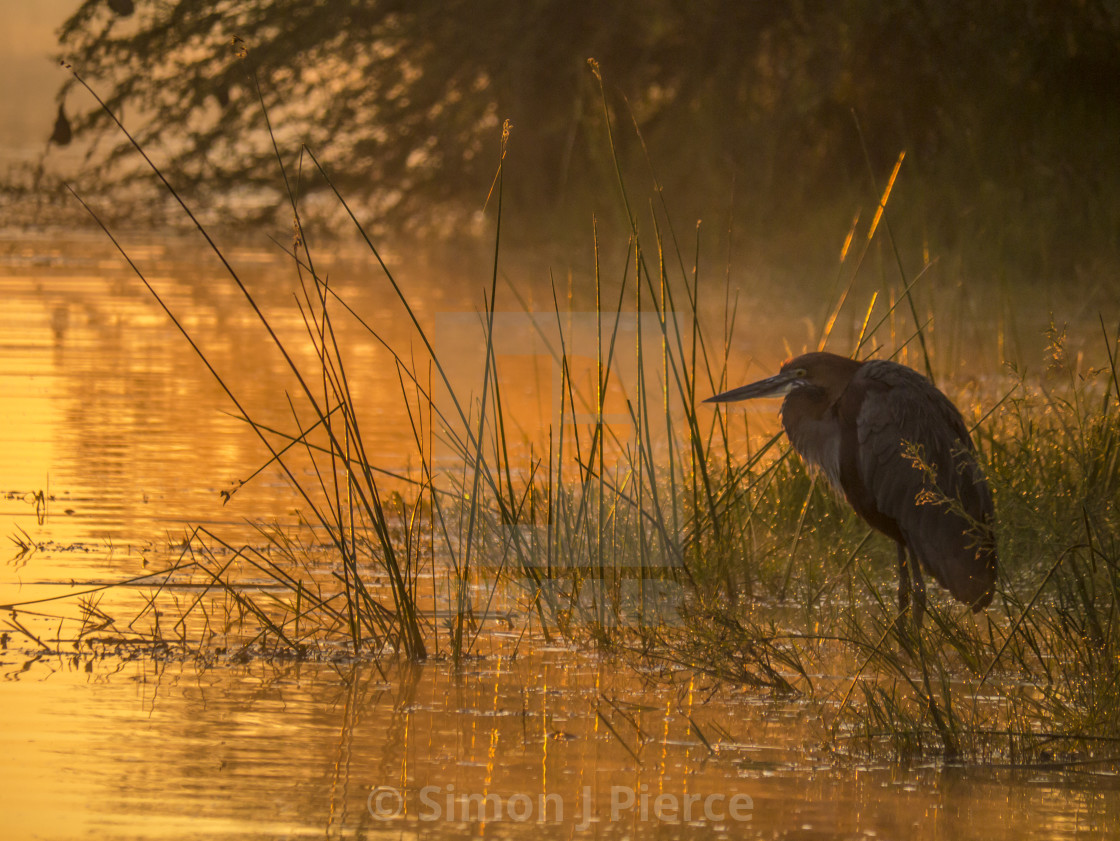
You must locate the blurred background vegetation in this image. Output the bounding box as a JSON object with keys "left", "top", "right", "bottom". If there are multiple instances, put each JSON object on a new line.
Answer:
{"left": 47, "top": 0, "right": 1120, "bottom": 282}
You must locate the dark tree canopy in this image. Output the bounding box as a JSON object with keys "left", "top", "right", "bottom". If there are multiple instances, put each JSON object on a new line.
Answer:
{"left": 53, "top": 0, "right": 1120, "bottom": 257}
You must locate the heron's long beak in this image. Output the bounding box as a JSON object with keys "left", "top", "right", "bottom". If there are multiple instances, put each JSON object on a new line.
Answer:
{"left": 704, "top": 370, "right": 798, "bottom": 403}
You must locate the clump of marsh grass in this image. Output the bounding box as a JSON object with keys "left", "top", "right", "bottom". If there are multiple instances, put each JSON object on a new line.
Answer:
{"left": 18, "top": 62, "right": 1119, "bottom": 770}
{"left": 36, "top": 64, "right": 759, "bottom": 667}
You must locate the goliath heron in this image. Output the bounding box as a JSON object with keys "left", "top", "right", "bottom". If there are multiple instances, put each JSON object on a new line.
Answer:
{"left": 706, "top": 351, "right": 997, "bottom": 628}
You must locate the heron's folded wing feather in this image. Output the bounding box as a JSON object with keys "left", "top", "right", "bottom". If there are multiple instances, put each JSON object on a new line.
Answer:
{"left": 854, "top": 362, "right": 996, "bottom": 606}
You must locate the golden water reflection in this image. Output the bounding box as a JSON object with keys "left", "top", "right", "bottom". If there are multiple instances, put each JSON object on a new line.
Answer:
{"left": 2, "top": 651, "right": 1116, "bottom": 840}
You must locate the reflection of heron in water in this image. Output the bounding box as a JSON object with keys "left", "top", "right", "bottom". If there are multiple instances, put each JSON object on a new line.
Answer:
{"left": 707, "top": 351, "right": 997, "bottom": 630}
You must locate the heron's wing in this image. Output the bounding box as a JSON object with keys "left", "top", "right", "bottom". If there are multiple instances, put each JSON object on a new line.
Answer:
{"left": 849, "top": 361, "right": 996, "bottom": 607}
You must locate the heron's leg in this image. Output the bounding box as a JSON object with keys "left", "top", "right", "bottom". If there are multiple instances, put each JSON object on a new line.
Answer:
{"left": 896, "top": 542, "right": 911, "bottom": 637}
{"left": 897, "top": 542, "right": 911, "bottom": 611}
{"left": 908, "top": 552, "right": 927, "bottom": 630}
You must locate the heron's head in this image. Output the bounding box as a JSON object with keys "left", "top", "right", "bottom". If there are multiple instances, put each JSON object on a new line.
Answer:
{"left": 704, "top": 351, "right": 861, "bottom": 405}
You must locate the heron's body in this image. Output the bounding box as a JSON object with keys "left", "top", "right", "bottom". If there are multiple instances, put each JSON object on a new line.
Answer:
{"left": 708, "top": 351, "right": 997, "bottom": 625}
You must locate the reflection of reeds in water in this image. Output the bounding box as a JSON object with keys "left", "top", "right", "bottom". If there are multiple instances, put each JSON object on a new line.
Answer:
{"left": 32, "top": 67, "right": 1120, "bottom": 765}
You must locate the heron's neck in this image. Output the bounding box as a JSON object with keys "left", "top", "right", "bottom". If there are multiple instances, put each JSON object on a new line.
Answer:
{"left": 780, "top": 386, "right": 843, "bottom": 490}
{"left": 782, "top": 384, "right": 834, "bottom": 421}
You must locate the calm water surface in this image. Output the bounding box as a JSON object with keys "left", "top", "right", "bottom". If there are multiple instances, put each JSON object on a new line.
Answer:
{"left": 1, "top": 230, "right": 1117, "bottom": 839}
{"left": 4, "top": 652, "right": 1117, "bottom": 840}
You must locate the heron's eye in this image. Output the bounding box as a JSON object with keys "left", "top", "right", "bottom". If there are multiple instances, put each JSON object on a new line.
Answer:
{"left": 794, "top": 368, "right": 807, "bottom": 378}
